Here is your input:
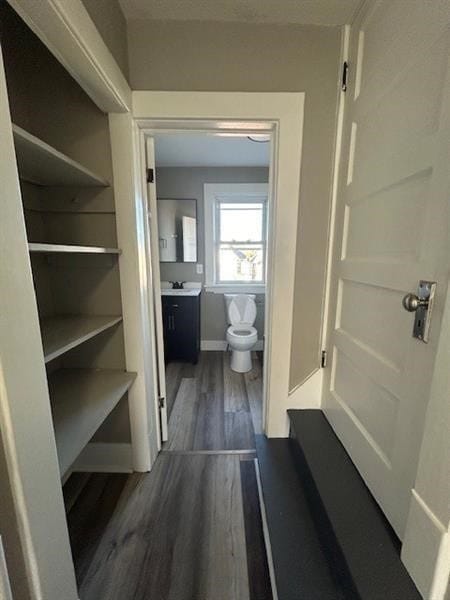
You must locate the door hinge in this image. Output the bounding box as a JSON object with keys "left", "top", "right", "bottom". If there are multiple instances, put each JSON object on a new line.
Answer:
{"left": 321, "top": 350, "right": 328, "bottom": 368}
{"left": 341, "top": 61, "right": 349, "bottom": 92}
{"left": 158, "top": 396, "right": 165, "bottom": 409}
{"left": 147, "top": 168, "right": 154, "bottom": 183}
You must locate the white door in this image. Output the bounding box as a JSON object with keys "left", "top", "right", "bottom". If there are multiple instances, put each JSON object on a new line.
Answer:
{"left": 182, "top": 215, "right": 197, "bottom": 262}
{"left": 145, "top": 138, "right": 168, "bottom": 441}
{"left": 323, "top": 0, "right": 450, "bottom": 538}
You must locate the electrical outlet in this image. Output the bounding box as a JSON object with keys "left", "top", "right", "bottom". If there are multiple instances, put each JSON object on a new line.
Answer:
{"left": 196, "top": 263, "right": 203, "bottom": 274}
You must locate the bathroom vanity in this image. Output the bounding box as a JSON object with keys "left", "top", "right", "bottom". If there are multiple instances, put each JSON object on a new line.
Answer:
{"left": 161, "top": 288, "right": 201, "bottom": 364}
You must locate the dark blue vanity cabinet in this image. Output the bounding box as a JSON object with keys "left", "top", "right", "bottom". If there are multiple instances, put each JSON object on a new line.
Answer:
{"left": 162, "top": 293, "right": 201, "bottom": 364}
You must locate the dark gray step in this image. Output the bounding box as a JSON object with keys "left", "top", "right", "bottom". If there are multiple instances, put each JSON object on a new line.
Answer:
{"left": 255, "top": 435, "right": 354, "bottom": 600}
{"left": 288, "top": 409, "right": 421, "bottom": 600}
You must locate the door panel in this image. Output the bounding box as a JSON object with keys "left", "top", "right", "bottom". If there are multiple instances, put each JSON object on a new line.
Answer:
{"left": 161, "top": 299, "right": 174, "bottom": 362}
{"left": 145, "top": 138, "right": 168, "bottom": 441}
{"left": 162, "top": 296, "right": 200, "bottom": 363}
{"left": 323, "top": 0, "right": 450, "bottom": 538}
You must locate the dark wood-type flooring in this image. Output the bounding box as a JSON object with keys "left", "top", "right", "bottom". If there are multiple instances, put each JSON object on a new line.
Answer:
{"left": 65, "top": 351, "right": 272, "bottom": 600}
{"left": 164, "top": 351, "right": 263, "bottom": 451}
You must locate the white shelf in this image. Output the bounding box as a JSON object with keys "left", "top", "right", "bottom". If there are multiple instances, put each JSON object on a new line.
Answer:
{"left": 12, "top": 124, "right": 110, "bottom": 187}
{"left": 41, "top": 315, "right": 122, "bottom": 363}
{"left": 29, "top": 243, "right": 120, "bottom": 255}
{"left": 48, "top": 369, "right": 137, "bottom": 477}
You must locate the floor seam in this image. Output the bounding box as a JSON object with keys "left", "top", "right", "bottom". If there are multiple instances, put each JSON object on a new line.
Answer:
{"left": 161, "top": 449, "right": 256, "bottom": 455}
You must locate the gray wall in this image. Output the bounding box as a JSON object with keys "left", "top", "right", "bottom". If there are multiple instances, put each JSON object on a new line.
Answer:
{"left": 127, "top": 20, "right": 341, "bottom": 389}
{"left": 81, "top": 0, "right": 129, "bottom": 81}
{"left": 156, "top": 167, "right": 268, "bottom": 341}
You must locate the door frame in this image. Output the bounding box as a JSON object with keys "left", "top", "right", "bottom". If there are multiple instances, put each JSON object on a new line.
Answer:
{"left": 139, "top": 127, "right": 276, "bottom": 446}
{"left": 124, "top": 91, "right": 305, "bottom": 445}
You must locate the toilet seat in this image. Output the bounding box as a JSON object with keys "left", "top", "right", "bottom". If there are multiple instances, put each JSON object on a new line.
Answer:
{"left": 227, "top": 325, "right": 257, "bottom": 339}
{"left": 227, "top": 295, "right": 256, "bottom": 326}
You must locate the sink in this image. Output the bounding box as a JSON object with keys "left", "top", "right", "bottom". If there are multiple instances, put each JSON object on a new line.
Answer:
{"left": 161, "top": 288, "right": 201, "bottom": 297}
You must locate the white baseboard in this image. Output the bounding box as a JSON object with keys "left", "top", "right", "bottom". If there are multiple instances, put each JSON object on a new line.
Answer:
{"left": 402, "top": 489, "right": 450, "bottom": 600}
{"left": 201, "top": 339, "right": 264, "bottom": 351}
{"left": 287, "top": 369, "right": 323, "bottom": 409}
{"left": 201, "top": 340, "right": 227, "bottom": 351}
{"left": 72, "top": 443, "right": 133, "bottom": 473}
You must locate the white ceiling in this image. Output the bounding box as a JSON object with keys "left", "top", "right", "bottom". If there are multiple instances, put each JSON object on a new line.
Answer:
{"left": 119, "top": 0, "right": 362, "bottom": 26}
{"left": 154, "top": 134, "right": 270, "bottom": 168}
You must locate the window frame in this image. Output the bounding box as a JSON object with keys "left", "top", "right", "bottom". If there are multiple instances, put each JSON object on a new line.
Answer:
{"left": 204, "top": 183, "right": 269, "bottom": 293}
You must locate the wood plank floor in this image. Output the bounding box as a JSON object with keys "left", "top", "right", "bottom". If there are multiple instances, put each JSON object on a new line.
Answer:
{"left": 64, "top": 473, "right": 130, "bottom": 587}
{"left": 65, "top": 352, "right": 271, "bottom": 599}
{"left": 164, "top": 351, "right": 262, "bottom": 451}
{"left": 68, "top": 455, "right": 272, "bottom": 600}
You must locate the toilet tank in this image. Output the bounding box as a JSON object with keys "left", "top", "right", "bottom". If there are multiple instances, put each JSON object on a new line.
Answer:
{"left": 224, "top": 294, "right": 257, "bottom": 326}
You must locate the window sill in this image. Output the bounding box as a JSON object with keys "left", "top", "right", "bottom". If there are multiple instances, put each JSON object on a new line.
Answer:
{"left": 204, "top": 284, "right": 266, "bottom": 294}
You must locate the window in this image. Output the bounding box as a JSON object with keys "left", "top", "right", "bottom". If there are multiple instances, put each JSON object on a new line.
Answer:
{"left": 217, "top": 201, "right": 265, "bottom": 283}
{"left": 204, "top": 184, "right": 268, "bottom": 292}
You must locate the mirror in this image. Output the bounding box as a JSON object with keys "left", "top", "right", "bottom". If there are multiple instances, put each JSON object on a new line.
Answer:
{"left": 157, "top": 198, "right": 197, "bottom": 263}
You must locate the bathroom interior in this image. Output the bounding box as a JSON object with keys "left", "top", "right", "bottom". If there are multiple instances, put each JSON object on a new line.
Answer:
{"left": 154, "top": 132, "right": 270, "bottom": 445}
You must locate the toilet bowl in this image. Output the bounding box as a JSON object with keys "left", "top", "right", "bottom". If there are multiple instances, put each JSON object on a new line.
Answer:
{"left": 225, "top": 294, "right": 258, "bottom": 373}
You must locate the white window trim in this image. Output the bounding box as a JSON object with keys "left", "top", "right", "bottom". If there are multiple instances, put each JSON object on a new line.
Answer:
{"left": 204, "top": 183, "right": 269, "bottom": 293}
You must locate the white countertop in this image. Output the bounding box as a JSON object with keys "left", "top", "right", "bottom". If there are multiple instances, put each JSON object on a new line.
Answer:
{"left": 161, "top": 288, "right": 202, "bottom": 297}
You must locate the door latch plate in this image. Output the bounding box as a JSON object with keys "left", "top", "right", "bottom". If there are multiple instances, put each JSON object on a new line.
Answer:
{"left": 413, "top": 281, "right": 436, "bottom": 343}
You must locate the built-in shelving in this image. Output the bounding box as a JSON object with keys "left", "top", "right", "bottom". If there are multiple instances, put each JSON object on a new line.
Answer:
{"left": 29, "top": 243, "right": 120, "bottom": 255}
{"left": 41, "top": 315, "right": 123, "bottom": 363}
{"left": 49, "top": 369, "right": 137, "bottom": 477}
{"left": 3, "top": 7, "right": 137, "bottom": 574}
{"left": 12, "top": 124, "right": 110, "bottom": 187}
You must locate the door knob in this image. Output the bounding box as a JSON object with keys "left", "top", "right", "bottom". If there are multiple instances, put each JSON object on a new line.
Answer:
{"left": 402, "top": 281, "right": 436, "bottom": 343}
{"left": 402, "top": 293, "right": 429, "bottom": 312}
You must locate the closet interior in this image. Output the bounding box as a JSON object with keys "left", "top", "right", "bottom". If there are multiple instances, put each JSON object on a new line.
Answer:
{"left": 0, "top": 0, "right": 135, "bottom": 501}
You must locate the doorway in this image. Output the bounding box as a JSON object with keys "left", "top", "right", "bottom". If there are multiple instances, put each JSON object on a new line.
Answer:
{"left": 110, "top": 92, "right": 305, "bottom": 466}
{"left": 145, "top": 131, "right": 272, "bottom": 450}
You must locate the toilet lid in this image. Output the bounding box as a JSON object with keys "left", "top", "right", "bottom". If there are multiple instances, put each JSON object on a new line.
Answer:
{"left": 228, "top": 295, "right": 257, "bottom": 326}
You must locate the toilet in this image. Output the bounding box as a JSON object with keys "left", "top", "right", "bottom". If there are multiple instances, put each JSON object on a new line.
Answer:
{"left": 225, "top": 294, "right": 258, "bottom": 373}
